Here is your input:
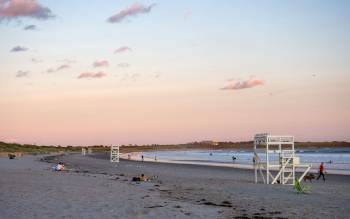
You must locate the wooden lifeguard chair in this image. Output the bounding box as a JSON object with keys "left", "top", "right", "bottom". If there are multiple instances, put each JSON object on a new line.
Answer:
{"left": 110, "top": 145, "right": 120, "bottom": 163}
{"left": 253, "top": 133, "right": 311, "bottom": 185}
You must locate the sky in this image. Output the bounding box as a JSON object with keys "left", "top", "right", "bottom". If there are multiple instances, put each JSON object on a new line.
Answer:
{"left": 1, "top": 0, "right": 349, "bottom": 146}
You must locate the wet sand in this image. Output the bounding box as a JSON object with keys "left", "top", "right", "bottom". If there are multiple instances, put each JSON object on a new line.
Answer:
{"left": 1, "top": 153, "right": 350, "bottom": 218}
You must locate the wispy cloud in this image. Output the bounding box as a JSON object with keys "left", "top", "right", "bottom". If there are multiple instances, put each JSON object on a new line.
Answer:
{"left": 117, "top": 62, "right": 130, "bottom": 68}
{"left": 10, "top": 46, "right": 28, "bottom": 52}
{"left": 31, "top": 58, "right": 42, "bottom": 63}
{"left": 0, "top": 0, "right": 54, "bottom": 20}
{"left": 24, "top": 24, "right": 36, "bottom": 30}
{"left": 57, "top": 64, "right": 70, "bottom": 71}
{"left": 77, "top": 71, "right": 107, "bottom": 79}
{"left": 93, "top": 60, "right": 109, "bottom": 68}
{"left": 114, "top": 46, "right": 132, "bottom": 54}
{"left": 47, "top": 64, "right": 70, "bottom": 73}
{"left": 16, "top": 70, "right": 29, "bottom": 78}
{"left": 221, "top": 76, "right": 264, "bottom": 90}
{"left": 107, "top": 2, "right": 156, "bottom": 23}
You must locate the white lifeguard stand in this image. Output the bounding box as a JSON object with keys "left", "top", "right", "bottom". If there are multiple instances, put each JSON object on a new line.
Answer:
{"left": 110, "top": 145, "right": 120, "bottom": 163}
{"left": 82, "top": 148, "right": 86, "bottom": 156}
{"left": 253, "top": 133, "right": 311, "bottom": 185}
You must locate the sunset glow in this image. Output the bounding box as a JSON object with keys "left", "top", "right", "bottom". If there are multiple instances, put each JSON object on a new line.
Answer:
{"left": 1, "top": 0, "right": 349, "bottom": 145}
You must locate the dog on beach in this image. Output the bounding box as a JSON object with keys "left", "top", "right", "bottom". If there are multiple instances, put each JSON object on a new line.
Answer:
{"left": 303, "top": 173, "right": 315, "bottom": 182}
{"left": 8, "top": 154, "right": 16, "bottom": 159}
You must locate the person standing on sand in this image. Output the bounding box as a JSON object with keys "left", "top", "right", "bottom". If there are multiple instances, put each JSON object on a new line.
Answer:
{"left": 317, "top": 162, "right": 325, "bottom": 182}
{"left": 141, "top": 155, "right": 144, "bottom": 162}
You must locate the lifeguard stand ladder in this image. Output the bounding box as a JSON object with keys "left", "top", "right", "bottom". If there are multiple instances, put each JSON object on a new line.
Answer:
{"left": 253, "top": 133, "right": 311, "bottom": 185}
{"left": 110, "top": 145, "right": 120, "bottom": 163}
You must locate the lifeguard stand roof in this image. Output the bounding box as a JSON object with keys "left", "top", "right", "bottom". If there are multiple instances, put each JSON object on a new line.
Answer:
{"left": 254, "top": 133, "right": 294, "bottom": 145}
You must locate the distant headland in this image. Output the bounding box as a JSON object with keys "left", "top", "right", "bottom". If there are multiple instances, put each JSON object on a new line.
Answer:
{"left": 1, "top": 140, "right": 349, "bottom": 156}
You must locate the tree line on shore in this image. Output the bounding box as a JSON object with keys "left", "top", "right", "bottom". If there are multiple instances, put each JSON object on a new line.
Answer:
{"left": 1, "top": 140, "right": 350, "bottom": 155}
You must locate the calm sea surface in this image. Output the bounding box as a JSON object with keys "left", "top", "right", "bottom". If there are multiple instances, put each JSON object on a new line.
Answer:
{"left": 143, "top": 148, "right": 350, "bottom": 174}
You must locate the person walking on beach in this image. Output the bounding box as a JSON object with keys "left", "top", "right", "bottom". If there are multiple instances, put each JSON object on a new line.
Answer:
{"left": 141, "top": 155, "right": 144, "bottom": 162}
{"left": 317, "top": 162, "right": 325, "bottom": 182}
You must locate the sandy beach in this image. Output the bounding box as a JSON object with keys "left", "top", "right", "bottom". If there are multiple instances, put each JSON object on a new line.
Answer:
{"left": 1, "top": 153, "right": 350, "bottom": 219}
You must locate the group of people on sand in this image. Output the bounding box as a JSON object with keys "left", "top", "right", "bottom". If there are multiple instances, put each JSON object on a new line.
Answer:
{"left": 132, "top": 174, "right": 149, "bottom": 182}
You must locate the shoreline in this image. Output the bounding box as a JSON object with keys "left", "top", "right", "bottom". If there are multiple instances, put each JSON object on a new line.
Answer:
{"left": 121, "top": 152, "right": 350, "bottom": 176}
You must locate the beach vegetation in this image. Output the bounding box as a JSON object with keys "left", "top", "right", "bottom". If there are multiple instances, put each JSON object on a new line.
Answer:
{"left": 294, "top": 179, "right": 311, "bottom": 194}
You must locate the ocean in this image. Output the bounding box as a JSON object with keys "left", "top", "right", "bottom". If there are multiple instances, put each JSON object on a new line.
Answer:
{"left": 142, "top": 148, "right": 350, "bottom": 175}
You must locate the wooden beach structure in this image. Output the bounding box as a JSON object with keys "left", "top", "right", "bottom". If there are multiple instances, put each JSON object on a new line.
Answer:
{"left": 110, "top": 145, "right": 120, "bottom": 163}
{"left": 81, "top": 147, "right": 92, "bottom": 156}
{"left": 81, "top": 148, "right": 86, "bottom": 156}
{"left": 253, "top": 133, "right": 311, "bottom": 185}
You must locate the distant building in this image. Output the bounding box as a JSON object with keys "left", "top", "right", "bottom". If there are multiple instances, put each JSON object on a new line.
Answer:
{"left": 200, "top": 140, "right": 219, "bottom": 146}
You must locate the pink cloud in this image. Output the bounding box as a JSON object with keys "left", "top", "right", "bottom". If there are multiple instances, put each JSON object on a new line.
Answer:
{"left": 0, "top": 0, "right": 54, "bottom": 20}
{"left": 77, "top": 71, "right": 107, "bottom": 79}
{"left": 221, "top": 76, "right": 265, "bottom": 90}
{"left": 107, "top": 2, "right": 156, "bottom": 23}
{"left": 114, "top": 46, "right": 132, "bottom": 54}
{"left": 93, "top": 60, "right": 109, "bottom": 68}
{"left": 47, "top": 64, "right": 70, "bottom": 73}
